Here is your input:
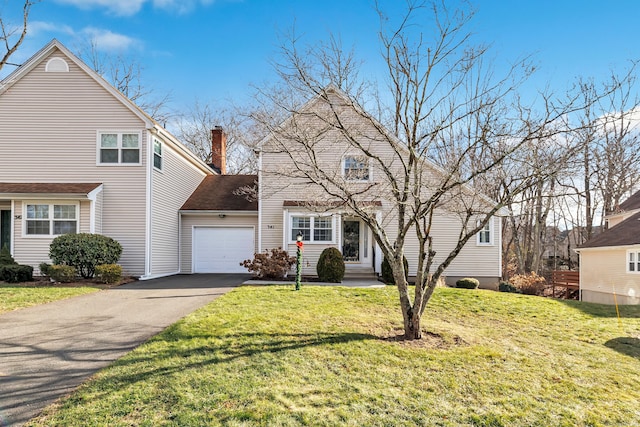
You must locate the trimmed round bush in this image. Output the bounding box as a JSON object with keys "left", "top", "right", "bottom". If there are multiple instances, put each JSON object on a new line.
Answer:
{"left": 95, "top": 264, "right": 123, "bottom": 284}
{"left": 49, "top": 233, "right": 122, "bottom": 278}
{"left": 0, "top": 264, "right": 33, "bottom": 283}
{"left": 317, "top": 247, "right": 345, "bottom": 283}
{"left": 456, "top": 277, "right": 480, "bottom": 289}
{"left": 381, "top": 255, "right": 409, "bottom": 284}
{"left": 49, "top": 265, "right": 77, "bottom": 283}
{"left": 498, "top": 281, "right": 519, "bottom": 293}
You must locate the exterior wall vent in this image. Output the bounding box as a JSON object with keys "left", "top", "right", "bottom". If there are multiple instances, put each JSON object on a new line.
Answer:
{"left": 45, "top": 57, "right": 69, "bottom": 72}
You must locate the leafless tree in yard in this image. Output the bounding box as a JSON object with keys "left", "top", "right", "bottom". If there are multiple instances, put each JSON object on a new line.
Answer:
{"left": 0, "top": 0, "right": 38, "bottom": 72}
{"left": 254, "top": 1, "right": 609, "bottom": 340}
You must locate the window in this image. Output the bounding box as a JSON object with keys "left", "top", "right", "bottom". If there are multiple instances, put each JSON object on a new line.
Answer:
{"left": 628, "top": 250, "right": 640, "bottom": 273}
{"left": 343, "top": 155, "right": 370, "bottom": 181}
{"left": 290, "top": 215, "right": 333, "bottom": 243}
{"left": 153, "top": 139, "right": 163, "bottom": 170}
{"left": 26, "top": 204, "right": 77, "bottom": 236}
{"left": 477, "top": 219, "right": 492, "bottom": 245}
{"left": 98, "top": 132, "right": 141, "bottom": 164}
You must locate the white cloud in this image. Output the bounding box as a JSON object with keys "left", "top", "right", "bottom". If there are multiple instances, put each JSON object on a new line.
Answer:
{"left": 28, "top": 21, "right": 75, "bottom": 37}
{"left": 53, "top": 0, "right": 147, "bottom": 16}
{"left": 80, "top": 27, "right": 142, "bottom": 52}
{"left": 54, "top": 0, "right": 217, "bottom": 16}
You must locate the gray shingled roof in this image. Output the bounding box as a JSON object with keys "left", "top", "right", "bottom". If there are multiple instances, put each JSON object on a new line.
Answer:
{"left": 618, "top": 189, "right": 640, "bottom": 211}
{"left": 181, "top": 175, "right": 257, "bottom": 211}
{"left": 579, "top": 211, "right": 640, "bottom": 249}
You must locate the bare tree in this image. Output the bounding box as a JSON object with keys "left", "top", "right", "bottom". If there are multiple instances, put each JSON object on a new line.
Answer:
{"left": 174, "top": 101, "right": 259, "bottom": 174}
{"left": 0, "top": 0, "right": 38, "bottom": 72}
{"left": 254, "top": 1, "right": 601, "bottom": 340}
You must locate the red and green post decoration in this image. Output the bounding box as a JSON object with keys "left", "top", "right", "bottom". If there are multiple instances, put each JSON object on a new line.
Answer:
{"left": 295, "top": 231, "right": 304, "bottom": 291}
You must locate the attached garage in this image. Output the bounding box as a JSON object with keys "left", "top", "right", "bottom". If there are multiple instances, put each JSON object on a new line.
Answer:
{"left": 193, "top": 226, "right": 255, "bottom": 273}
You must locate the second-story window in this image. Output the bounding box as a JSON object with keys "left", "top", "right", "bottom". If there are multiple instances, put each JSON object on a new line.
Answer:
{"left": 98, "top": 132, "right": 141, "bottom": 165}
{"left": 343, "top": 155, "right": 370, "bottom": 181}
{"left": 153, "top": 139, "right": 163, "bottom": 170}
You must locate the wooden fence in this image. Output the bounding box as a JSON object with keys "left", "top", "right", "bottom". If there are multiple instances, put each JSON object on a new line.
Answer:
{"left": 550, "top": 270, "right": 579, "bottom": 299}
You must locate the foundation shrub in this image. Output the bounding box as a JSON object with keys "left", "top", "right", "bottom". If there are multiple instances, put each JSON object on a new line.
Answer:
{"left": 49, "top": 233, "right": 122, "bottom": 278}
{"left": 95, "top": 264, "right": 123, "bottom": 284}
{"left": 241, "top": 248, "right": 296, "bottom": 280}
{"left": 456, "top": 277, "right": 480, "bottom": 289}
{"left": 316, "top": 247, "right": 345, "bottom": 283}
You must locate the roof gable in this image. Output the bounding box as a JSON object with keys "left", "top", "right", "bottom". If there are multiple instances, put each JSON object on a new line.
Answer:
{"left": 618, "top": 189, "right": 640, "bottom": 212}
{"left": 0, "top": 39, "right": 155, "bottom": 129}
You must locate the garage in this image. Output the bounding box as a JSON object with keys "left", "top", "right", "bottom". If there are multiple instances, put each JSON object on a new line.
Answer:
{"left": 193, "top": 227, "right": 254, "bottom": 273}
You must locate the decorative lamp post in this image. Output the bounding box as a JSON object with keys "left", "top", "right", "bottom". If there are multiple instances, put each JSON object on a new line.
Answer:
{"left": 295, "top": 231, "right": 304, "bottom": 291}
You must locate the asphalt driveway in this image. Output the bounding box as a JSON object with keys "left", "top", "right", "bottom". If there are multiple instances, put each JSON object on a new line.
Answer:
{"left": 0, "top": 274, "right": 247, "bottom": 426}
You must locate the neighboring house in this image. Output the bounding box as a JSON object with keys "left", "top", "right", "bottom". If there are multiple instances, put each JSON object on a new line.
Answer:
{"left": 255, "top": 86, "right": 503, "bottom": 287}
{"left": 576, "top": 190, "right": 640, "bottom": 304}
{"left": 0, "top": 40, "right": 502, "bottom": 286}
{"left": 0, "top": 39, "right": 214, "bottom": 278}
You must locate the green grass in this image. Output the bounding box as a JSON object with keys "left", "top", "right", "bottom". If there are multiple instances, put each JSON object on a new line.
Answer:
{"left": 0, "top": 285, "right": 100, "bottom": 314}
{"left": 28, "top": 286, "right": 640, "bottom": 426}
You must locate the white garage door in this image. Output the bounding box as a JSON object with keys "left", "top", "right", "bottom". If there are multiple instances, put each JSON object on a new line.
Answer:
{"left": 193, "top": 227, "right": 254, "bottom": 273}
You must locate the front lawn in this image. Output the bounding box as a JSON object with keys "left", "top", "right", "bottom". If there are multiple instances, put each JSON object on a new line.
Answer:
{"left": 0, "top": 285, "right": 100, "bottom": 314}
{"left": 28, "top": 286, "right": 640, "bottom": 426}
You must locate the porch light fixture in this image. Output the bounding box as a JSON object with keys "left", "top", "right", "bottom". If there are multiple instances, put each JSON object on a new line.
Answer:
{"left": 295, "top": 231, "right": 304, "bottom": 290}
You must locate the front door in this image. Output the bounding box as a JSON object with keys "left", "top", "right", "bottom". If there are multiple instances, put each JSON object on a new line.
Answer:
{"left": 342, "top": 220, "right": 360, "bottom": 262}
{"left": 0, "top": 210, "right": 10, "bottom": 251}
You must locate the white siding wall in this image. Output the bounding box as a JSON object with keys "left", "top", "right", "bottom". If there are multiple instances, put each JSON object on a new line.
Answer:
{"left": 0, "top": 49, "right": 148, "bottom": 275}
{"left": 150, "top": 141, "right": 208, "bottom": 276}
{"left": 259, "top": 92, "right": 501, "bottom": 283}
{"left": 180, "top": 214, "right": 258, "bottom": 274}
{"left": 580, "top": 247, "right": 640, "bottom": 305}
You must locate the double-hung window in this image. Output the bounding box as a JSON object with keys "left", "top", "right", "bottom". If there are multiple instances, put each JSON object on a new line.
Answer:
{"left": 343, "top": 155, "right": 370, "bottom": 181}
{"left": 477, "top": 219, "right": 492, "bottom": 245}
{"left": 628, "top": 250, "right": 640, "bottom": 273}
{"left": 98, "top": 132, "right": 141, "bottom": 164}
{"left": 25, "top": 203, "right": 77, "bottom": 236}
{"left": 153, "top": 139, "right": 163, "bottom": 170}
{"left": 291, "top": 215, "right": 334, "bottom": 243}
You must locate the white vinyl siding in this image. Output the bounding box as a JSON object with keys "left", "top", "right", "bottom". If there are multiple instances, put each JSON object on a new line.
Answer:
{"left": 580, "top": 247, "right": 640, "bottom": 305}
{"left": 150, "top": 141, "right": 209, "bottom": 276}
{"left": 0, "top": 49, "right": 148, "bottom": 276}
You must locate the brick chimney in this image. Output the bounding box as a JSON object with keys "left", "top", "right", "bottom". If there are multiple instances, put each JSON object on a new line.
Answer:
{"left": 210, "top": 126, "right": 227, "bottom": 175}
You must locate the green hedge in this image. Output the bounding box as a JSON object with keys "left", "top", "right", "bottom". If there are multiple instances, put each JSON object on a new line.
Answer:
{"left": 0, "top": 264, "right": 33, "bottom": 283}
{"left": 95, "top": 264, "right": 123, "bottom": 284}
{"left": 381, "top": 255, "right": 409, "bottom": 284}
{"left": 456, "top": 277, "right": 480, "bottom": 289}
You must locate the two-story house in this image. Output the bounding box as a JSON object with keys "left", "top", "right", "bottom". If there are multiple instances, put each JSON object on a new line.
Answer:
{"left": 1, "top": 40, "right": 501, "bottom": 287}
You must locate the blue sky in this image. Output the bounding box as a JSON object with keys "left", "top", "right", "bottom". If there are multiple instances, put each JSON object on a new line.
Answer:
{"left": 2, "top": 0, "right": 639, "bottom": 113}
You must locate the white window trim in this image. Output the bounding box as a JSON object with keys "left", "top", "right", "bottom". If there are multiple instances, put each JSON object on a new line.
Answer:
{"left": 342, "top": 154, "right": 372, "bottom": 182}
{"left": 23, "top": 201, "right": 79, "bottom": 238}
{"left": 153, "top": 138, "right": 163, "bottom": 171}
{"left": 288, "top": 213, "right": 336, "bottom": 244}
{"left": 96, "top": 130, "right": 143, "bottom": 166}
{"left": 626, "top": 249, "right": 640, "bottom": 273}
{"left": 477, "top": 218, "right": 494, "bottom": 246}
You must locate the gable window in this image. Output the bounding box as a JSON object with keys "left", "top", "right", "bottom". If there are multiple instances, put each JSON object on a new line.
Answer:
{"left": 477, "top": 219, "right": 493, "bottom": 245}
{"left": 153, "top": 139, "right": 163, "bottom": 170}
{"left": 343, "top": 155, "right": 370, "bottom": 181}
{"left": 25, "top": 203, "right": 77, "bottom": 236}
{"left": 628, "top": 250, "right": 640, "bottom": 273}
{"left": 290, "top": 215, "right": 334, "bottom": 243}
{"left": 98, "top": 132, "right": 141, "bottom": 165}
